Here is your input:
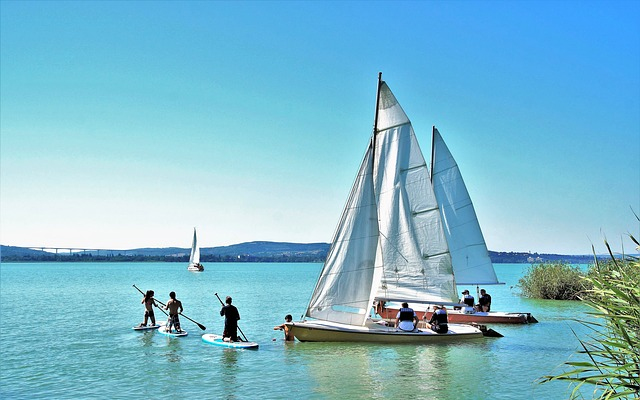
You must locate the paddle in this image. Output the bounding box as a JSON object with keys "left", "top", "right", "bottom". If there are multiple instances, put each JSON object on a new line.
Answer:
{"left": 133, "top": 284, "right": 206, "bottom": 330}
{"left": 215, "top": 292, "right": 249, "bottom": 342}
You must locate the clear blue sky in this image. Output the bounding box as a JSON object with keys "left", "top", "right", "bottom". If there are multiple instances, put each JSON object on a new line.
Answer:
{"left": 1, "top": 0, "right": 638, "bottom": 255}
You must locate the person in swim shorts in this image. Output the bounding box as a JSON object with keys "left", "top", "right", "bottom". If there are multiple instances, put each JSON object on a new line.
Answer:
{"left": 164, "top": 291, "right": 183, "bottom": 333}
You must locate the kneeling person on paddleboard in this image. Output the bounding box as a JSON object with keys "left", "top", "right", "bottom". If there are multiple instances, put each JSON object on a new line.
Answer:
{"left": 220, "top": 296, "right": 240, "bottom": 342}
{"left": 165, "top": 292, "right": 184, "bottom": 333}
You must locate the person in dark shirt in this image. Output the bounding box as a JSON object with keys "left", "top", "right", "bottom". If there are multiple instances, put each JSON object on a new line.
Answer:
{"left": 220, "top": 296, "right": 241, "bottom": 342}
{"left": 478, "top": 289, "right": 492, "bottom": 312}
{"left": 460, "top": 290, "right": 475, "bottom": 307}
{"left": 427, "top": 305, "right": 449, "bottom": 334}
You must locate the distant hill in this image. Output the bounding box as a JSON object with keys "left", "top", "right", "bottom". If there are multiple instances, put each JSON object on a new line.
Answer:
{"left": 0, "top": 242, "right": 330, "bottom": 262}
{"left": 0, "top": 242, "right": 618, "bottom": 264}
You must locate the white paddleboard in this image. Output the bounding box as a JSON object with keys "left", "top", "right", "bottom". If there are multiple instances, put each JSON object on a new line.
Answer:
{"left": 202, "top": 334, "right": 258, "bottom": 349}
{"left": 158, "top": 325, "right": 188, "bottom": 337}
{"left": 132, "top": 324, "right": 161, "bottom": 331}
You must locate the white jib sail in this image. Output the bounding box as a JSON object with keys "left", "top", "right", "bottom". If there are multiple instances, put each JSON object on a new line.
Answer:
{"left": 189, "top": 228, "right": 200, "bottom": 265}
{"left": 431, "top": 128, "right": 499, "bottom": 285}
{"left": 306, "top": 144, "right": 380, "bottom": 326}
{"left": 373, "top": 82, "right": 459, "bottom": 305}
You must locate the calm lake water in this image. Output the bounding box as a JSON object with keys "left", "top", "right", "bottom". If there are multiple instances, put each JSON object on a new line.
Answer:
{"left": 0, "top": 262, "right": 591, "bottom": 399}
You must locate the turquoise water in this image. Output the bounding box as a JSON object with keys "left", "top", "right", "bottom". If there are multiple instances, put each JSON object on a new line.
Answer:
{"left": 0, "top": 262, "right": 590, "bottom": 399}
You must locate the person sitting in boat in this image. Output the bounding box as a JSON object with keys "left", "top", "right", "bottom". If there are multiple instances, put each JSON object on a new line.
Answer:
{"left": 395, "top": 302, "right": 418, "bottom": 332}
{"left": 460, "top": 290, "right": 475, "bottom": 307}
{"left": 426, "top": 305, "right": 449, "bottom": 334}
{"left": 477, "top": 289, "right": 491, "bottom": 312}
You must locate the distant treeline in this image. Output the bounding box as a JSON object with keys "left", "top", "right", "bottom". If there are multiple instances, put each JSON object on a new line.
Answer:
{"left": 0, "top": 253, "right": 327, "bottom": 263}
{"left": 1, "top": 248, "right": 604, "bottom": 264}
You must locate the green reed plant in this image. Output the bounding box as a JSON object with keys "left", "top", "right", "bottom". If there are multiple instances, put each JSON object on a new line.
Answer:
{"left": 518, "top": 262, "right": 589, "bottom": 300}
{"left": 541, "top": 236, "right": 640, "bottom": 399}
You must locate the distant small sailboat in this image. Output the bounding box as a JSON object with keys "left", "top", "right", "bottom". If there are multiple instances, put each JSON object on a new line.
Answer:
{"left": 187, "top": 228, "right": 204, "bottom": 272}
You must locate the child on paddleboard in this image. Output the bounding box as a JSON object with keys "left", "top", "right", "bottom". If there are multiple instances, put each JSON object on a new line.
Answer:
{"left": 139, "top": 290, "right": 157, "bottom": 327}
{"left": 164, "top": 291, "right": 184, "bottom": 333}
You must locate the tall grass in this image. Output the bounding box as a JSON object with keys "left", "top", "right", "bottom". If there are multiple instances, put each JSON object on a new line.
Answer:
{"left": 541, "top": 236, "right": 640, "bottom": 399}
{"left": 518, "top": 262, "right": 589, "bottom": 300}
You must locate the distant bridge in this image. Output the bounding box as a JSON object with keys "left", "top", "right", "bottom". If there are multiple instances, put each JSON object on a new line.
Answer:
{"left": 27, "top": 247, "right": 132, "bottom": 256}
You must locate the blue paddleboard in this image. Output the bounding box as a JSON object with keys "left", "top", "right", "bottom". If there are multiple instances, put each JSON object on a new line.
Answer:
{"left": 202, "top": 334, "right": 258, "bottom": 349}
{"left": 158, "top": 325, "right": 188, "bottom": 337}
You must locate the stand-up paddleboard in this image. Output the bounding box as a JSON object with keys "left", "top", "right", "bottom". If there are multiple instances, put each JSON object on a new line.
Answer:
{"left": 158, "top": 325, "right": 188, "bottom": 337}
{"left": 132, "top": 324, "right": 161, "bottom": 331}
{"left": 202, "top": 334, "right": 259, "bottom": 349}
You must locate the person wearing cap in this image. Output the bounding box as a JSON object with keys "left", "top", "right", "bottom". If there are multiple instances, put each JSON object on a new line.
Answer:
{"left": 460, "top": 290, "right": 475, "bottom": 307}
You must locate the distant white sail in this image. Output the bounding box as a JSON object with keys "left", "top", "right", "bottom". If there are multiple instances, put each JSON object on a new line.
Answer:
{"left": 189, "top": 228, "right": 200, "bottom": 265}
{"left": 431, "top": 128, "right": 499, "bottom": 285}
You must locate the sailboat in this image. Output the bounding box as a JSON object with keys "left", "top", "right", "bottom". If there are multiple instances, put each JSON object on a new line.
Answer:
{"left": 287, "top": 74, "right": 484, "bottom": 343}
{"left": 381, "top": 128, "right": 537, "bottom": 324}
{"left": 187, "top": 228, "right": 204, "bottom": 272}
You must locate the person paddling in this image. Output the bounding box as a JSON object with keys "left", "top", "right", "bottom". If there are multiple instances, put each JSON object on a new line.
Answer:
{"left": 220, "top": 296, "right": 241, "bottom": 342}
{"left": 164, "top": 291, "right": 184, "bottom": 333}
{"left": 138, "top": 290, "right": 157, "bottom": 327}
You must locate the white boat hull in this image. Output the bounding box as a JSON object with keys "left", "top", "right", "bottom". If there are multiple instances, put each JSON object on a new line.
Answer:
{"left": 187, "top": 263, "right": 204, "bottom": 272}
{"left": 287, "top": 320, "right": 483, "bottom": 343}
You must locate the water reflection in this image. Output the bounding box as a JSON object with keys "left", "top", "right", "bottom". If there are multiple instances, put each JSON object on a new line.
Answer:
{"left": 289, "top": 342, "right": 500, "bottom": 400}
{"left": 220, "top": 349, "right": 239, "bottom": 400}
{"left": 162, "top": 338, "right": 182, "bottom": 363}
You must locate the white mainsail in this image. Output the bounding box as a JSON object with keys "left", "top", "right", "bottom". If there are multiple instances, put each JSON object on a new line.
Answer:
{"left": 373, "top": 83, "right": 458, "bottom": 305}
{"left": 431, "top": 128, "right": 499, "bottom": 285}
{"left": 305, "top": 79, "right": 459, "bottom": 327}
{"left": 189, "top": 228, "right": 200, "bottom": 265}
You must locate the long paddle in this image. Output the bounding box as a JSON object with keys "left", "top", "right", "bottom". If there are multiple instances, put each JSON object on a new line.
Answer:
{"left": 215, "top": 292, "right": 248, "bottom": 342}
{"left": 133, "top": 284, "right": 206, "bottom": 330}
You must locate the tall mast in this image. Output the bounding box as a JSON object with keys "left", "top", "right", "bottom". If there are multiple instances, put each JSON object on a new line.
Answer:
{"left": 431, "top": 125, "right": 436, "bottom": 181}
{"left": 372, "top": 72, "right": 383, "bottom": 162}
